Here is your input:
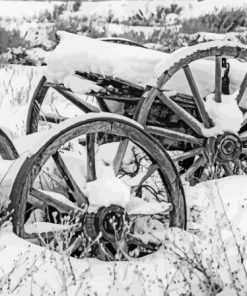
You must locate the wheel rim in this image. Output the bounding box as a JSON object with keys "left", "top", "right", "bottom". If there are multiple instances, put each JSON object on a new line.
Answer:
{"left": 134, "top": 42, "right": 247, "bottom": 183}
{"left": 10, "top": 115, "right": 186, "bottom": 259}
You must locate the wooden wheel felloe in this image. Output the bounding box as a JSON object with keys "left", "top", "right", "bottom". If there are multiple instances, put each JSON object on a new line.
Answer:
{"left": 10, "top": 114, "right": 186, "bottom": 260}
{"left": 134, "top": 42, "right": 247, "bottom": 183}
{"left": 0, "top": 128, "right": 18, "bottom": 160}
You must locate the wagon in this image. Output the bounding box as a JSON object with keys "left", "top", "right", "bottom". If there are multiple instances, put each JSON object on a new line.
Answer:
{"left": 1, "top": 31, "right": 247, "bottom": 260}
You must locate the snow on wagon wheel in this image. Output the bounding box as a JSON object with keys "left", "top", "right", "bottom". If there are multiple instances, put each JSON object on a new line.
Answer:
{"left": 134, "top": 42, "right": 247, "bottom": 184}
{"left": 9, "top": 114, "right": 186, "bottom": 260}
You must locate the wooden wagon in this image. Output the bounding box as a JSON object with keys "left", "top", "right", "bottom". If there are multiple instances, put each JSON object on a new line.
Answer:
{"left": 1, "top": 32, "right": 247, "bottom": 260}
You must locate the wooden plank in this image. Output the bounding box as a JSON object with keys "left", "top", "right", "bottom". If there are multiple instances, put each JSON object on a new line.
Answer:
{"left": 215, "top": 55, "right": 222, "bottom": 103}
{"left": 183, "top": 65, "right": 211, "bottom": 128}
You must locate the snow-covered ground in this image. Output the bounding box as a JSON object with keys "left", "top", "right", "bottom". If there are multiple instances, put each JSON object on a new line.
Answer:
{"left": 0, "top": 61, "right": 247, "bottom": 294}
{"left": 0, "top": 1, "right": 63, "bottom": 19}
{"left": 2, "top": 0, "right": 247, "bottom": 294}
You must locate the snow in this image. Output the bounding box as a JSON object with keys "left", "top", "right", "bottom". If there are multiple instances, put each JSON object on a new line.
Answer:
{"left": 154, "top": 40, "right": 247, "bottom": 82}
{"left": 0, "top": 1, "right": 63, "bottom": 19}
{"left": 62, "top": 0, "right": 194, "bottom": 22}
{"left": 0, "top": 65, "right": 44, "bottom": 137}
{"left": 86, "top": 160, "right": 131, "bottom": 212}
{"left": 203, "top": 91, "right": 243, "bottom": 136}
{"left": 45, "top": 33, "right": 247, "bottom": 123}
{"left": 45, "top": 31, "right": 167, "bottom": 87}
{"left": 25, "top": 222, "right": 79, "bottom": 235}
{"left": 63, "top": 75, "right": 104, "bottom": 94}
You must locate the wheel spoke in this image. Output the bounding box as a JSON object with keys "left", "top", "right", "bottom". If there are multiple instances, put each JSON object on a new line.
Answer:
{"left": 52, "top": 151, "right": 88, "bottom": 206}
{"left": 156, "top": 91, "right": 203, "bottom": 136}
{"left": 25, "top": 221, "right": 80, "bottom": 235}
{"left": 86, "top": 134, "right": 96, "bottom": 182}
{"left": 215, "top": 55, "right": 222, "bottom": 103}
{"left": 29, "top": 188, "right": 83, "bottom": 213}
{"left": 53, "top": 86, "right": 100, "bottom": 113}
{"left": 146, "top": 125, "right": 203, "bottom": 145}
{"left": 183, "top": 65, "right": 211, "bottom": 128}
{"left": 172, "top": 148, "right": 205, "bottom": 162}
{"left": 113, "top": 139, "right": 129, "bottom": 175}
{"left": 222, "top": 163, "right": 233, "bottom": 176}
{"left": 240, "top": 131, "right": 247, "bottom": 143}
{"left": 181, "top": 156, "right": 206, "bottom": 180}
{"left": 241, "top": 116, "right": 247, "bottom": 133}
{"left": 236, "top": 72, "right": 247, "bottom": 105}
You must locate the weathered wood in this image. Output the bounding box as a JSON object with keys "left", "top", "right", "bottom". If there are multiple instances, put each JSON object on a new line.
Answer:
{"left": 146, "top": 125, "right": 203, "bottom": 145}
{"left": 156, "top": 91, "right": 203, "bottom": 136}
{"left": 240, "top": 131, "right": 247, "bottom": 142}
{"left": 0, "top": 128, "right": 19, "bottom": 160}
{"left": 215, "top": 55, "right": 222, "bottom": 103}
{"left": 183, "top": 65, "right": 211, "bottom": 128}
{"left": 135, "top": 164, "right": 158, "bottom": 192}
{"left": 10, "top": 116, "right": 187, "bottom": 239}
{"left": 236, "top": 72, "right": 247, "bottom": 104}
{"left": 113, "top": 139, "right": 129, "bottom": 175}
{"left": 222, "top": 164, "right": 233, "bottom": 176}
{"left": 97, "top": 95, "right": 140, "bottom": 104}
{"left": 181, "top": 156, "right": 205, "bottom": 181}
{"left": 86, "top": 134, "right": 96, "bottom": 182}
{"left": 52, "top": 151, "right": 88, "bottom": 206}
{"left": 53, "top": 87, "right": 100, "bottom": 113}
{"left": 100, "top": 37, "right": 146, "bottom": 48}
{"left": 26, "top": 76, "right": 49, "bottom": 134}
{"left": 30, "top": 188, "right": 82, "bottom": 213}
{"left": 172, "top": 148, "right": 205, "bottom": 162}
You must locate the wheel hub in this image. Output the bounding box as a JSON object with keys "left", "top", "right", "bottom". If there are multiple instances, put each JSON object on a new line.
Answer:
{"left": 84, "top": 205, "right": 129, "bottom": 243}
{"left": 207, "top": 133, "right": 242, "bottom": 163}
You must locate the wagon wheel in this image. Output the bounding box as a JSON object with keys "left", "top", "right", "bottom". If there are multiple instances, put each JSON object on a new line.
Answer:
{"left": 26, "top": 75, "right": 101, "bottom": 134}
{"left": 10, "top": 114, "right": 186, "bottom": 260}
{"left": 134, "top": 42, "right": 247, "bottom": 184}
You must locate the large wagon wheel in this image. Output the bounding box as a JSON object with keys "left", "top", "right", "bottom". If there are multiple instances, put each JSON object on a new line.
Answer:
{"left": 10, "top": 114, "right": 186, "bottom": 260}
{"left": 134, "top": 42, "right": 247, "bottom": 183}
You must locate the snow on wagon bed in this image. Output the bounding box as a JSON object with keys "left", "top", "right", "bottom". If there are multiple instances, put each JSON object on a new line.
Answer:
{"left": 45, "top": 31, "right": 247, "bottom": 98}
